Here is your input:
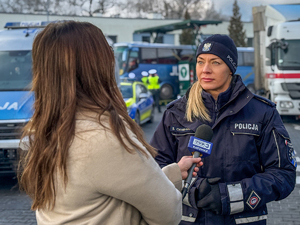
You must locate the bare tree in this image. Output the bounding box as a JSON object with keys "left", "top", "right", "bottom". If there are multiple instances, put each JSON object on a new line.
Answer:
{"left": 67, "top": 0, "right": 115, "bottom": 16}
{"left": 0, "top": 0, "right": 227, "bottom": 19}
{"left": 0, "top": 0, "right": 64, "bottom": 14}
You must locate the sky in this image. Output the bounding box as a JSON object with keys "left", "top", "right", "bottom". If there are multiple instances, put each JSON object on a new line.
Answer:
{"left": 212, "top": 0, "right": 300, "bottom": 21}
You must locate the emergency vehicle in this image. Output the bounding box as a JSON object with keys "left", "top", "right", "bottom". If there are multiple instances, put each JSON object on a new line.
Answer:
{"left": 0, "top": 21, "right": 119, "bottom": 174}
{"left": 253, "top": 4, "right": 300, "bottom": 119}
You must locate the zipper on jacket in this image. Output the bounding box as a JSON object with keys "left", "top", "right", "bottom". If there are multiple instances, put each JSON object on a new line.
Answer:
{"left": 215, "top": 101, "right": 220, "bottom": 120}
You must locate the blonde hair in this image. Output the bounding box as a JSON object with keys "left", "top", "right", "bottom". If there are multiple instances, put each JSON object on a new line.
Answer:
{"left": 186, "top": 82, "right": 211, "bottom": 122}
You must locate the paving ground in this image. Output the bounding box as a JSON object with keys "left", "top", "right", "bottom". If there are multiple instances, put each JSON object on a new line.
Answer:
{"left": 0, "top": 110, "right": 299, "bottom": 225}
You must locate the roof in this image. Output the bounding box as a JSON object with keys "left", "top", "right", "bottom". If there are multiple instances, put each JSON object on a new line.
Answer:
{"left": 133, "top": 19, "right": 222, "bottom": 34}
{"left": 114, "top": 42, "right": 194, "bottom": 49}
{"left": 270, "top": 4, "right": 300, "bottom": 21}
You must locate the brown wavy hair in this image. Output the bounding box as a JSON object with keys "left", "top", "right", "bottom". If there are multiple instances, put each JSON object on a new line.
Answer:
{"left": 18, "top": 21, "right": 156, "bottom": 210}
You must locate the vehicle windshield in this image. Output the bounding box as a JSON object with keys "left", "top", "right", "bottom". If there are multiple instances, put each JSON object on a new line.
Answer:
{"left": 120, "top": 84, "right": 133, "bottom": 98}
{"left": 114, "top": 46, "right": 129, "bottom": 75}
{"left": 0, "top": 50, "right": 32, "bottom": 91}
{"left": 277, "top": 40, "right": 300, "bottom": 69}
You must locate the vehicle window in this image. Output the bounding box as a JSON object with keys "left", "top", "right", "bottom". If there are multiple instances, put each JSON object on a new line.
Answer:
{"left": 114, "top": 46, "right": 129, "bottom": 75}
{"left": 177, "top": 49, "right": 195, "bottom": 62}
{"left": 277, "top": 40, "right": 300, "bottom": 69}
{"left": 127, "top": 50, "right": 139, "bottom": 72}
{"left": 141, "top": 48, "right": 157, "bottom": 64}
{"left": 238, "top": 52, "right": 244, "bottom": 66}
{"left": 120, "top": 85, "right": 133, "bottom": 98}
{"left": 157, "top": 48, "right": 178, "bottom": 64}
{"left": 0, "top": 50, "right": 32, "bottom": 91}
{"left": 243, "top": 51, "right": 254, "bottom": 66}
{"left": 140, "top": 84, "right": 147, "bottom": 94}
{"left": 136, "top": 84, "right": 142, "bottom": 97}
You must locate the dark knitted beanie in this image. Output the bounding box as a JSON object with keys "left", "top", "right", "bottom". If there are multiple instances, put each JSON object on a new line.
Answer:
{"left": 196, "top": 34, "right": 238, "bottom": 74}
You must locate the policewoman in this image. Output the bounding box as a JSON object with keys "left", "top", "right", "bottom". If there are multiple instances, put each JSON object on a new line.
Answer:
{"left": 148, "top": 69, "right": 161, "bottom": 113}
{"left": 150, "top": 34, "right": 296, "bottom": 225}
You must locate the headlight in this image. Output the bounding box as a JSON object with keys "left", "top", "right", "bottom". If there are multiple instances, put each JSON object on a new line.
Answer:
{"left": 279, "top": 101, "right": 294, "bottom": 109}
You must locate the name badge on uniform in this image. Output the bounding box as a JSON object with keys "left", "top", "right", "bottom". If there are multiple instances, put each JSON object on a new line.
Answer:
{"left": 170, "top": 126, "right": 194, "bottom": 136}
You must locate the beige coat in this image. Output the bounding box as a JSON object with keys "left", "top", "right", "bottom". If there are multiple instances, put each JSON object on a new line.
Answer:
{"left": 36, "top": 112, "right": 182, "bottom": 225}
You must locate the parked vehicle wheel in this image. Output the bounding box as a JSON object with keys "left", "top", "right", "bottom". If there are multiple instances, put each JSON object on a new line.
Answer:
{"left": 160, "top": 84, "right": 173, "bottom": 100}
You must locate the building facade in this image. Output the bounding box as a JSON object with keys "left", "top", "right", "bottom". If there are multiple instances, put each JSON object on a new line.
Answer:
{"left": 0, "top": 12, "right": 253, "bottom": 46}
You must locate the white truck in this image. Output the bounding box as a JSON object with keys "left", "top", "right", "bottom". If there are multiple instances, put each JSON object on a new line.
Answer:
{"left": 252, "top": 4, "right": 300, "bottom": 119}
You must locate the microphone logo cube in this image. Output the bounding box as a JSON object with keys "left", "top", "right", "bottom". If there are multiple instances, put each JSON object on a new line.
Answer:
{"left": 188, "top": 136, "right": 213, "bottom": 158}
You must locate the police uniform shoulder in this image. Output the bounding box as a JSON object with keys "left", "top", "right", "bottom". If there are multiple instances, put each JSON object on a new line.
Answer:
{"left": 253, "top": 94, "right": 276, "bottom": 107}
{"left": 166, "top": 98, "right": 183, "bottom": 109}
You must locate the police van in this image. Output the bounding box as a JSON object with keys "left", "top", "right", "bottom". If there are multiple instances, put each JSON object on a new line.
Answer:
{"left": 0, "top": 21, "right": 119, "bottom": 174}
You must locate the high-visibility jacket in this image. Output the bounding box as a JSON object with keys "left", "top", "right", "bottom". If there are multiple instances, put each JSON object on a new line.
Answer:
{"left": 148, "top": 76, "right": 160, "bottom": 90}
{"left": 141, "top": 76, "right": 148, "bottom": 88}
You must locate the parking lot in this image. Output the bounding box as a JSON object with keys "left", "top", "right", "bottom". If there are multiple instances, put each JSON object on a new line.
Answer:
{"left": 1, "top": 110, "right": 300, "bottom": 225}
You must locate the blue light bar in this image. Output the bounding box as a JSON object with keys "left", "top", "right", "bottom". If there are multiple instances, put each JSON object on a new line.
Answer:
{"left": 4, "top": 21, "right": 52, "bottom": 29}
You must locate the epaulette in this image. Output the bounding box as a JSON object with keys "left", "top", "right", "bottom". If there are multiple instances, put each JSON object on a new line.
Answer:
{"left": 253, "top": 94, "right": 275, "bottom": 107}
{"left": 166, "top": 98, "right": 181, "bottom": 109}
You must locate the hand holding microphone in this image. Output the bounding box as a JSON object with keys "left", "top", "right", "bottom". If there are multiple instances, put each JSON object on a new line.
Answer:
{"left": 178, "top": 156, "right": 203, "bottom": 180}
{"left": 182, "top": 124, "right": 213, "bottom": 199}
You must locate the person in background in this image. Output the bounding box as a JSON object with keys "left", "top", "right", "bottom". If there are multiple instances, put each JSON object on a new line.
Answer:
{"left": 18, "top": 21, "right": 204, "bottom": 225}
{"left": 150, "top": 34, "right": 296, "bottom": 225}
{"left": 148, "top": 69, "right": 161, "bottom": 113}
{"left": 128, "top": 59, "right": 138, "bottom": 72}
{"left": 141, "top": 71, "right": 148, "bottom": 88}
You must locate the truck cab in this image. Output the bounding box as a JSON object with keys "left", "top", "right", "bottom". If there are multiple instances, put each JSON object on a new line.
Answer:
{"left": 253, "top": 4, "right": 300, "bottom": 119}
{"left": 265, "top": 21, "right": 300, "bottom": 117}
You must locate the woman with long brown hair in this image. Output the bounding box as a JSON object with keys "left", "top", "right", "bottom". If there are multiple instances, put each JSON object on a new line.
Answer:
{"left": 18, "top": 21, "right": 202, "bottom": 225}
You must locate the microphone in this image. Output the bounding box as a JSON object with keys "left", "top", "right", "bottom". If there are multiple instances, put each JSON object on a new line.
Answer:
{"left": 182, "top": 124, "right": 213, "bottom": 199}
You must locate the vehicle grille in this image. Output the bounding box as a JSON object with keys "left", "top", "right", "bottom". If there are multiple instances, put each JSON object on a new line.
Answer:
{"left": 281, "top": 83, "right": 300, "bottom": 99}
{"left": 0, "top": 149, "right": 18, "bottom": 173}
{"left": 0, "top": 122, "right": 26, "bottom": 140}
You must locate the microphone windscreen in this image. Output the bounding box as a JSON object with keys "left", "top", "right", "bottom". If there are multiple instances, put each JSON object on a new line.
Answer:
{"left": 195, "top": 124, "right": 213, "bottom": 142}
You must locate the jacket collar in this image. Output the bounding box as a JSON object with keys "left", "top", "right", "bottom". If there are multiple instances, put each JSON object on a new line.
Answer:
{"left": 169, "top": 75, "right": 254, "bottom": 129}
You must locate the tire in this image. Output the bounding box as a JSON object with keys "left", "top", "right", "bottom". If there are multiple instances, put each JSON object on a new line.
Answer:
{"left": 134, "top": 111, "right": 140, "bottom": 125}
{"left": 160, "top": 84, "right": 173, "bottom": 100}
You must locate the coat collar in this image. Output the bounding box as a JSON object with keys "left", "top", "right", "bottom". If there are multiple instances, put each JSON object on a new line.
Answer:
{"left": 168, "top": 75, "right": 254, "bottom": 130}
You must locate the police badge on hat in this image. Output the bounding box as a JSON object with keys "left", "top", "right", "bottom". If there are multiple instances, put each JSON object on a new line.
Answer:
{"left": 202, "top": 43, "right": 212, "bottom": 52}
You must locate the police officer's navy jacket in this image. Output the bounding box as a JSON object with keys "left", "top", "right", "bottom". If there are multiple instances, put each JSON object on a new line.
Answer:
{"left": 150, "top": 75, "right": 296, "bottom": 225}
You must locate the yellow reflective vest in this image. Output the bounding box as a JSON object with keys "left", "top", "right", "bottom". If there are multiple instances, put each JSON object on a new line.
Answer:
{"left": 148, "top": 76, "right": 160, "bottom": 90}
{"left": 141, "top": 76, "right": 148, "bottom": 88}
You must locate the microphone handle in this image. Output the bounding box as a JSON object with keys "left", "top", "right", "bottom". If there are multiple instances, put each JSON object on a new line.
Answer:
{"left": 182, "top": 151, "right": 201, "bottom": 199}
